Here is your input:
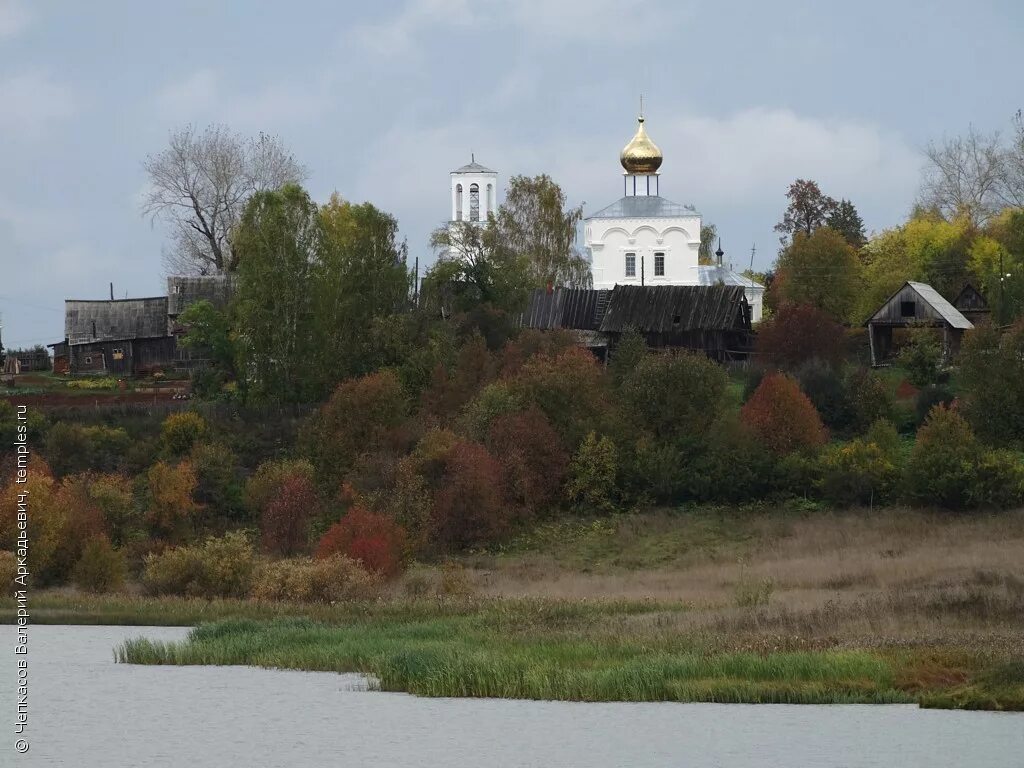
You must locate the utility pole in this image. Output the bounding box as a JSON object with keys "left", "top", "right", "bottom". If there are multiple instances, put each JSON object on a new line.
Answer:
{"left": 749, "top": 244, "right": 756, "bottom": 273}
{"left": 641, "top": 254, "right": 645, "bottom": 286}
{"left": 1000, "top": 249, "right": 1005, "bottom": 323}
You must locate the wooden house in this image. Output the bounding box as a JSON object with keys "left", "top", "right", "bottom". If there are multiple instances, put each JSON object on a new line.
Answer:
{"left": 865, "top": 281, "right": 973, "bottom": 366}
{"left": 167, "top": 275, "right": 235, "bottom": 369}
{"left": 62, "top": 297, "right": 176, "bottom": 375}
{"left": 521, "top": 284, "right": 753, "bottom": 361}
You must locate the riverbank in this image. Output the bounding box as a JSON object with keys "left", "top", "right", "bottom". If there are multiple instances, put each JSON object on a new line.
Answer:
{"left": 5, "top": 507, "right": 1024, "bottom": 710}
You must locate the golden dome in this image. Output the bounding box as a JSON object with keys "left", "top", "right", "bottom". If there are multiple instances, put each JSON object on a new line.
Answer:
{"left": 620, "top": 115, "right": 662, "bottom": 175}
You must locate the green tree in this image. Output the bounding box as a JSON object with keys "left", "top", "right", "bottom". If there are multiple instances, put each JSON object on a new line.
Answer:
{"left": 826, "top": 199, "right": 867, "bottom": 248}
{"left": 312, "top": 194, "right": 411, "bottom": 392}
{"left": 773, "top": 227, "right": 860, "bottom": 323}
{"left": 774, "top": 179, "right": 837, "bottom": 245}
{"left": 177, "top": 299, "right": 236, "bottom": 375}
{"left": 232, "top": 183, "right": 321, "bottom": 403}
{"left": 959, "top": 321, "right": 1024, "bottom": 448}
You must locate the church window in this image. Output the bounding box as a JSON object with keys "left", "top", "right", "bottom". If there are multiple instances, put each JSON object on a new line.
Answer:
{"left": 470, "top": 184, "right": 480, "bottom": 221}
{"left": 456, "top": 184, "right": 463, "bottom": 221}
{"left": 654, "top": 252, "right": 665, "bottom": 276}
{"left": 625, "top": 253, "right": 636, "bottom": 277}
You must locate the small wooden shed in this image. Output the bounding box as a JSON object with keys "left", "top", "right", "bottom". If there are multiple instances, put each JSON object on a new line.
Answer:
{"left": 865, "top": 281, "right": 974, "bottom": 366}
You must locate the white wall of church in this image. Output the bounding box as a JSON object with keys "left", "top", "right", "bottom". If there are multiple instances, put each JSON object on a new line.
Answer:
{"left": 586, "top": 215, "right": 701, "bottom": 289}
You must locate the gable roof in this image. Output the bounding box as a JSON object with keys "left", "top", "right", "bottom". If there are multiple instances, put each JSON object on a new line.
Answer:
{"left": 65, "top": 297, "right": 169, "bottom": 345}
{"left": 599, "top": 285, "right": 749, "bottom": 333}
{"left": 520, "top": 288, "right": 610, "bottom": 331}
{"left": 867, "top": 281, "right": 973, "bottom": 330}
{"left": 586, "top": 196, "right": 698, "bottom": 220}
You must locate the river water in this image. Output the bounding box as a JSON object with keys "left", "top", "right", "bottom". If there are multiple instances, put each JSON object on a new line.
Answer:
{"left": 2, "top": 625, "right": 1022, "bottom": 767}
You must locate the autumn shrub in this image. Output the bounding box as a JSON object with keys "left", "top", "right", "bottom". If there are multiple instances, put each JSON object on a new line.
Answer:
{"left": 622, "top": 350, "right": 728, "bottom": 443}
{"left": 43, "top": 422, "right": 131, "bottom": 477}
{"left": 565, "top": 431, "right": 618, "bottom": 512}
{"left": 142, "top": 531, "right": 255, "bottom": 598}
{"left": 145, "top": 460, "right": 199, "bottom": 542}
{"left": 818, "top": 439, "right": 901, "bottom": 507}
{"left": 904, "top": 405, "right": 981, "bottom": 509}
{"left": 48, "top": 475, "right": 110, "bottom": 583}
{"left": 498, "top": 328, "right": 577, "bottom": 377}
{"left": 915, "top": 385, "right": 956, "bottom": 427}
{"left": 72, "top": 536, "right": 126, "bottom": 593}
{"left": 510, "top": 347, "right": 609, "bottom": 450}
{"left": 740, "top": 373, "right": 828, "bottom": 454}
{"left": 487, "top": 408, "right": 568, "bottom": 513}
{"left": 845, "top": 368, "right": 893, "bottom": 433}
{"left": 461, "top": 381, "right": 523, "bottom": 440}
{"left": 432, "top": 440, "right": 509, "bottom": 551}
{"left": 420, "top": 333, "right": 495, "bottom": 419}
{"left": 381, "top": 456, "right": 433, "bottom": 553}
{"left": 160, "top": 411, "right": 208, "bottom": 457}
{"left": 303, "top": 370, "right": 408, "bottom": 489}
{"left": 967, "top": 450, "right": 1024, "bottom": 509}
{"left": 250, "top": 555, "right": 379, "bottom": 603}
{"left": 755, "top": 303, "right": 846, "bottom": 369}
{"left": 86, "top": 473, "right": 137, "bottom": 546}
{"left": 244, "top": 459, "right": 315, "bottom": 519}
{"left": 260, "top": 473, "right": 320, "bottom": 556}
{"left": 190, "top": 441, "right": 244, "bottom": 520}
{"left": 315, "top": 506, "right": 407, "bottom": 578}
{"left": 0, "top": 459, "right": 60, "bottom": 582}
{"left": 609, "top": 328, "right": 648, "bottom": 387}
{"left": 629, "top": 436, "right": 689, "bottom": 504}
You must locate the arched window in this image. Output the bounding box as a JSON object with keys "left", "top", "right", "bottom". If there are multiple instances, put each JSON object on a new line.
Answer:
{"left": 455, "top": 184, "right": 463, "bottom": 221}
{"left": 469, "top": 183, "right": 480, "bottom": 221}
{"left": 486, "top": 183, "right": 493, "bottom": 215}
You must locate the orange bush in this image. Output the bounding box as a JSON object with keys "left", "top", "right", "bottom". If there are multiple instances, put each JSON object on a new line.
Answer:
{"left": 740, "top": 373, "right": 828, "bottom": 454}
{"left": 487, "top": 408, "right": 567, "bottom": 513}
{"left": 432, "top": 440, "right": 508, "bottom": 551}
{"left": 315, "top": 505, "right": 407, "bottom": 578}
{"left": 260, "top": 473, "right": 320, "bottom": 556}
{"left": 146, "top": 460, "right": 199, "bottom": 542}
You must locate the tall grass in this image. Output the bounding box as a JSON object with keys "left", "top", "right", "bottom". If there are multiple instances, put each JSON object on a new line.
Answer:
{"left": 112, "top": 608, "right": 1018, "bottom": 708}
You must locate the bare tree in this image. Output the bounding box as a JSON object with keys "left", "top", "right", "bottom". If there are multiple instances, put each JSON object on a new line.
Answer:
{"left": 918, "top": 125, "right": 1004, "bottom": 225}
{"left": 142, "top": 125, "right": 307, "bottom": 274}
{"left": 996, "top": 110, "right": 1024, "bottom": 210}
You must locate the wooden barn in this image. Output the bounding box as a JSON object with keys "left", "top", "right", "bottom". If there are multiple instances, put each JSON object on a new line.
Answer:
{"left": 61, "top": 296, "right": 176, "bottom": 375}
{"left": 865, "top": 281, "right": 973, "bottom": 366}
{"left": 521, "top": 284, "right": 753, "bottom": 361}
{"left": 2, "top": 345, "right": 51, "bottom": 372}
{"left": 167, "top": 275, "right": 235, "bottom": 369}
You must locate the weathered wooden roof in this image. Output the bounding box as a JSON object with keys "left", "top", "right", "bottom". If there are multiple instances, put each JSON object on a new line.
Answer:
{"left": 167, "top": 275, "right": 235, "bottom": 316}
{"left": 520, "top": 288, "right": 610, "bottom": 331}
{"left": 65, "top": 297, "right": 169, "bottom": 345}
{"left": 600, "top": 285, "right": 750, "bottom": 333}
{"left": 867, "top": 281, "right": 973, "bottom": 330}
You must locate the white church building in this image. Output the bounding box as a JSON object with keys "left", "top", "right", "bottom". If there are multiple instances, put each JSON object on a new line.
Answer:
{"left": 445, "top": 112, "right": 765, "bottom": 322}
{"left": 584, "top": 114, "right": 765, "bottom": 322}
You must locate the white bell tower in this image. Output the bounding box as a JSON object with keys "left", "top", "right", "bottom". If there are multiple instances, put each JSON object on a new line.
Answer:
{"left": 450, "top": 155, "right": 498, "bottom": 225}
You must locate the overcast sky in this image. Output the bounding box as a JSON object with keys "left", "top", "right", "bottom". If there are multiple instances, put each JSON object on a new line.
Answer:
{"left": 1, "top": 0, "right": 1022, "bottom": 348}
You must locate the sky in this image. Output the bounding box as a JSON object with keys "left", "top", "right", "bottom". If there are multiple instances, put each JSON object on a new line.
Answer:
{"left": 1, "top": 0, "right": 1022, "bottom": 349}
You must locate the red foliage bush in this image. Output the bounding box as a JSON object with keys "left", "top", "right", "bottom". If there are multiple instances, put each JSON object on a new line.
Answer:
{"left": 315, "top": 505, "right": 407, "bottom": 578}
{"left": 432, "top": 440, "right": 508, "bottom": 551}
{"left": 487, "top": 408, "right": 568, "bottom": 513}
{"left": 260, "top": 473, "right": 320, "bottom": 556}
{"left": 755, "top": 303, "right": 846, "bottom": 369}
{"left": 740, "top": 373, "right": 828, "bottom": 454}
{"left": 420, "top": 334, "right": 495, "bottom": 419}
